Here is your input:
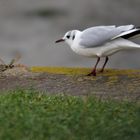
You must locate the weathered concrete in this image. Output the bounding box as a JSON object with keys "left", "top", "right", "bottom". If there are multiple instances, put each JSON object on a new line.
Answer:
{"left": 0, "top": 67, "right": 140, "bottom": 101}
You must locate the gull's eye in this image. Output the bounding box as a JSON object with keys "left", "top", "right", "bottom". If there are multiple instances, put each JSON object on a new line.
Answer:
{"left": 66, "top": 35, "right": 70, "bottom": 39}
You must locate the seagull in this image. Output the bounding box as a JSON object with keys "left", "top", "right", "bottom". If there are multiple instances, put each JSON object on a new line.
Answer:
{"left": 55, "top": 25, "right": 140, "bottom": 76}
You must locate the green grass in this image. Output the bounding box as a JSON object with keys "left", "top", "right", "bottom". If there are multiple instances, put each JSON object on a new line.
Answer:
{"left": 0, "top": 90, "right": 139, "bottom": 140}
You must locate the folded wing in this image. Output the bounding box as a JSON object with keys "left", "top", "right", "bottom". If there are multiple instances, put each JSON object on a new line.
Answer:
{"left": 80, "top": 25, "right": 135, "bottom": 48}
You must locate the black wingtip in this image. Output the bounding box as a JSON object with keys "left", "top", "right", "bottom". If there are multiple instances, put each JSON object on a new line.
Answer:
{"left": 122, "top": 29, "right": 140, "bottom": 39}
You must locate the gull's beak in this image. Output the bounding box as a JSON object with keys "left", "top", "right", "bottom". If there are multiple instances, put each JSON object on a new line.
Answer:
{"left": 55, "top": 39, "right": 65, "bottom": 43}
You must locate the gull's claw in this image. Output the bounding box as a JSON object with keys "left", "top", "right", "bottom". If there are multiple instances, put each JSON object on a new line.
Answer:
{"left": 87, "top": 72, "right": 96, "bottom": 76}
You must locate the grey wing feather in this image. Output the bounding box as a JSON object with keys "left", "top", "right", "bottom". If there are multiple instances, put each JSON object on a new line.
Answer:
{"left": 80, "top": 25, "right": 134, "bottom": 48}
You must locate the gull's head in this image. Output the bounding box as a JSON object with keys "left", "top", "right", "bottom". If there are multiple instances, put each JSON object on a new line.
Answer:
{"left": 55, "top": 30, "right": 80, "bottom": 46}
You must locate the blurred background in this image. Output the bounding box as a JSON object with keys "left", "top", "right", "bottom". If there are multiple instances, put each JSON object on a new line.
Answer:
{"left": 0, "top": 0, "right": 140, "bottom": 68}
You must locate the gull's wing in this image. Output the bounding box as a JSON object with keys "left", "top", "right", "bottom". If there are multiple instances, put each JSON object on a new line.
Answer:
{"left": 111, "top": 28, "right": 140, "bottom": 39}
{"left": 80, "top": 25, "right": 134, "bottom": 48}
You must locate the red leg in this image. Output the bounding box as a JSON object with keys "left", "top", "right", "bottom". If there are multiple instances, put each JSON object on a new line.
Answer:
{"left": 100, "top": 56, "right": 109, "bottom": 73}
{"left": 87, "top": 57, "right": 100, "bottom": 76}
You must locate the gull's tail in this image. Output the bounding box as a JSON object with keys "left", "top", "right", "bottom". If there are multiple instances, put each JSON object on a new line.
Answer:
{"left": 117, "top": 26, "right": 140, "bottom": 49}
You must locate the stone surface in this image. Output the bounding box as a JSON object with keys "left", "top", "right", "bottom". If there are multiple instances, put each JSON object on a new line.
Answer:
{"left": 0, "top": 67, "right": 140, "bottom": 101}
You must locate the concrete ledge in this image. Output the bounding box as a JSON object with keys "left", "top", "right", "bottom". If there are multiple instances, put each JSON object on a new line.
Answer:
{"left": 0, "top": 66, "right": 140, "bottom": 101}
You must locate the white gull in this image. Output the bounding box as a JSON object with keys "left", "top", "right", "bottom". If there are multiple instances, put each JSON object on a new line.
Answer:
{"left": 55, "top": 25, "right": 140, "bottom": 76}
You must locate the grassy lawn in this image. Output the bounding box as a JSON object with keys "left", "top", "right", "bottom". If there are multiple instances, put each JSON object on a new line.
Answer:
{"left": 0, "top": 90, "right": 139, "bottom": 140}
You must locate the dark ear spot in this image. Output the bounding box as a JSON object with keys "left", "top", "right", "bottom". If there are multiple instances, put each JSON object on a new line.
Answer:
{"left": 72, "top": 35, "right": 75, "bottom": 40}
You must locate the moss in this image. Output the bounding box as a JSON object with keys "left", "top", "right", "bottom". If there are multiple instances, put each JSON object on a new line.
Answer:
{"left": 102, "top": 69, "right": 140, "bottom": 76}
{"left": 31, "top": 66, "right": 91, "bottom": 75}
{"left": 31, "top": 66, "right": 140, "bottom": 76}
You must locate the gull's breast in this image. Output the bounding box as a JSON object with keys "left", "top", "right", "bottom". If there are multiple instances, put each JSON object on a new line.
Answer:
{"left": 70, "top": 41, "right": 102, "bottom": 57}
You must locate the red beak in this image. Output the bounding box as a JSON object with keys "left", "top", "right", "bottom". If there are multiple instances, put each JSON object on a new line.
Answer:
{"left": 55, "top": 39, "right": 65, "bottom": 43}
